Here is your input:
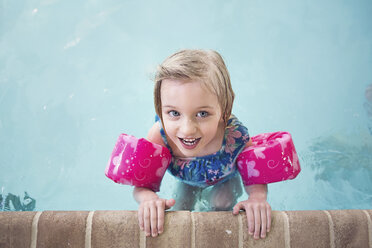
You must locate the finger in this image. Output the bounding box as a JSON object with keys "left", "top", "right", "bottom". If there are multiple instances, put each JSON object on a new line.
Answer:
{"left": 150, "top": 203, "right": 158, "bottom": 237}
{"left": 246, "top": 206, "right": 254, "bottom": 235}
{"left": 157, "top": 200, "right": 165, "bottom": 234}
{"left": 232, "top": 202, "right": 243, "bottom": 215}
{"left": 165, "top": 198, "right": 175, "bottom": 210}
{"left": 138, "top": 206, "right": 144, "bottom": 231}
{"left": 267, "top": 205, "right": 272, "bottom": 232}
{"left": 253, "top": 206, "right": 261, "bottom": 239}
{"left": 260, "top": 207, "right": 267, "bottom": 238}
{"left": 143, "top": 207, "right": 151, "bottom": 236}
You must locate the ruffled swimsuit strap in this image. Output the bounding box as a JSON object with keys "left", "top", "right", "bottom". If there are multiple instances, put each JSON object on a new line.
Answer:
{"left": 222, "top": 115, "right": 250, "bottom": 163}
{"left": 155, "top": 115, "right": 173, "bottom": 152}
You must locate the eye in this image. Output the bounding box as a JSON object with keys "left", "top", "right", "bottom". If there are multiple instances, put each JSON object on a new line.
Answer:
{"left": 197, "top": 111, "right": 209, "bottom": 118}
{"left": 168, "top": 110, "right": 180, "bottom": 117}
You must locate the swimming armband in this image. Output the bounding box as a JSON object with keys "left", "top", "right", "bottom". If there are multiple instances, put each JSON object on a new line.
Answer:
{"left": 105, "top": 134, "right": 172, "bottom": 192}
{"left": 237, "top": 131, "right": 301, "bottom": 186}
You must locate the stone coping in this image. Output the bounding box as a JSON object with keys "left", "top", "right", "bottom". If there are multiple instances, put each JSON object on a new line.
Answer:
{"left": 0, "top": 209, "right": 371, "bottom": 248}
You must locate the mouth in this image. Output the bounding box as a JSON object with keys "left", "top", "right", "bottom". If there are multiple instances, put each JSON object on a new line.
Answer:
{"left": 178, "top": 137, "right": 201, "bottom": 149}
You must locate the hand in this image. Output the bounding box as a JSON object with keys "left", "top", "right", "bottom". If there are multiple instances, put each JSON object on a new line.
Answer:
{"left": 232, "top": 197, "right": 271, "bottom": 239}
{"left": 138, "top": 198, "right": 175, "bottom": 237}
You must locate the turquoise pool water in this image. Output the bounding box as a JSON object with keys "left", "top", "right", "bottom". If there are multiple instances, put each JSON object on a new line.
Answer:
{"left": 1, "top": 0, "right": 371, "bottom": 211}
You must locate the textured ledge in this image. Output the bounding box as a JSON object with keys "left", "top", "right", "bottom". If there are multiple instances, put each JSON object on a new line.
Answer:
{"left": 0, "top": 210, "right": 371, "bottom": 248}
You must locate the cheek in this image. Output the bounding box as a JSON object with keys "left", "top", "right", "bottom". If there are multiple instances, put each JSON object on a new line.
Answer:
{"left": 201, "top": 121, "right": 219, "bottom": 138}
{"left": 163, "top": 122, "right": 177, "bottom": 137}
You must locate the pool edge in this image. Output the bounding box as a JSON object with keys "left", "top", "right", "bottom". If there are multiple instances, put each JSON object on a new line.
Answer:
{"left": 0, "top": 209, "right": 371, "bottom": 247}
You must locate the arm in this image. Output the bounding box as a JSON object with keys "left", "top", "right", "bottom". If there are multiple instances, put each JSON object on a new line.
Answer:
{"left": 134, "top": 122, "right": 175, "bottom": 237}
{"left": 233, "top": 139, "right": 272, "bottom": 240}
{"left": 233, "top": 131, "right": 301, "bottom": 239}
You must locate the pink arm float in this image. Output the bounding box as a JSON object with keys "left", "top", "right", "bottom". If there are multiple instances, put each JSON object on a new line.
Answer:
{"left": 105, "top": 134, "right": 171, "bottom": 192}
{"left": 237, "top": 132, "right": 301, "bottom": 186}
{"left": 105, "top": 132, "right": 300, "bottom": 192}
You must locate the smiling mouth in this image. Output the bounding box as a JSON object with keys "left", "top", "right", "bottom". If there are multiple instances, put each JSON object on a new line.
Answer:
{"left": 179, "top": 137, "right": 201, "bottom": 149}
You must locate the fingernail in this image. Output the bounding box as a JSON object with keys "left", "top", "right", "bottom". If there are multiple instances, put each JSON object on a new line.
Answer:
{"left": 146, "top": 232, "right": 150, "bottom": 236}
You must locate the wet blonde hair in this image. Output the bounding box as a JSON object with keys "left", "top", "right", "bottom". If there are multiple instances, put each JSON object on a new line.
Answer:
{"left": 154, "top": 49, "right": 234, "bottom": 124}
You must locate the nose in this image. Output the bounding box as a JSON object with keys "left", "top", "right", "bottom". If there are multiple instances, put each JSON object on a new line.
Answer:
{"left": 180, "top": 117, "right": 197, "bottom": 137}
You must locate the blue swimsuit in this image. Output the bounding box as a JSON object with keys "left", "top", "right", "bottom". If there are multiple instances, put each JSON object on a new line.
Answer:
{"left": 157, "top": 115, "right": 250, "bottom": 188}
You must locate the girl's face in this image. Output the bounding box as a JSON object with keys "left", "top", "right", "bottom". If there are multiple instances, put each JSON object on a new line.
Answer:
{"left": 161, "top": 78, "right": 224, "bottom": 158}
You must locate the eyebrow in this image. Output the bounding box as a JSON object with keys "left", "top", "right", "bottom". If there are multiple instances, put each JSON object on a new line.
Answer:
{"left": 162, "top": 105, "right": 177, "bottom": 109}
{"left": 197, "top": 106, "right": 214, "bottom": 109}
{"left": 162, "top": 105, "right": 214, "bottom": 109}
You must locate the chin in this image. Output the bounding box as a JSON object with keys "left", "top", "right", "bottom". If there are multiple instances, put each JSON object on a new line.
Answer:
{"left": 177, "top": 146, "right": 200, "bottom": 158}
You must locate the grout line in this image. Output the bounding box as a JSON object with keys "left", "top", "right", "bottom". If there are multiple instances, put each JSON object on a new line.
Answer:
{"left": 30, "top": 211, "right": 42, "bottom": 248}
{"left": 280, "top": 211, "right": 291, "bottom": 248}
{"left": 362, "top": 210, "right": 372, "bottom": 248}
{"left": 140, "top": 229, "right": 146, "bottom": 248}
{"left": 191, "top": 212, "right": 196, "bottom": 248}
{"left": 322, "top": 210, "right": 335, "bottom": 248}
{"left": 238, "top": 213, "right": 243, "bottom": 248}
{"left": 85, "top": 211, "right": 95, "bottom": 248}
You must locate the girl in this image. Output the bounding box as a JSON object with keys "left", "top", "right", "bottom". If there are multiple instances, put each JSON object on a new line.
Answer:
{"left": 133, "top": 49, "right": 271, "bottom": 240}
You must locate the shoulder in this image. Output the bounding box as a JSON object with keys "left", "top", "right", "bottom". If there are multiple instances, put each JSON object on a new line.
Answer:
{"left": 147, "top": 122, "right": 166, "bottom": 147}
{"left": 244, "top": 138, "right": 253, "bottom": 148}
